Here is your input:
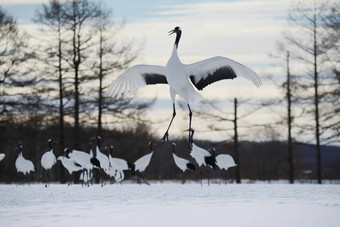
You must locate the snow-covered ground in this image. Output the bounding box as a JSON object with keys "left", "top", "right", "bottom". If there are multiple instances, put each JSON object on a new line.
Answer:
{"left": 1, "top": 182, "right": 339, "bottom": 227}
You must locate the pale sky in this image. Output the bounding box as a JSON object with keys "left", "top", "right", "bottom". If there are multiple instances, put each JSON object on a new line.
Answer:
{"left": 1, "top": 0, "right": 294, "bottom": 141}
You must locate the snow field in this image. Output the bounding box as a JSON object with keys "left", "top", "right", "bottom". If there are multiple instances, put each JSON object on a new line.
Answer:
{"left": 0, "top": 183, "right": 339, "bottom": 227}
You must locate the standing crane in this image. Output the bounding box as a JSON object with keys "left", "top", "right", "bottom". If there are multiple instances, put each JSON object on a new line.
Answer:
{"left": 65, "top": 148, "right": 93, "bottom": 186}
{"left": 190, "top": 142, "right": 216, "bottom": 185}
{"left": 41, "top": 139, "right": 57, "bottom": 187}
{"left": 171, "top": 143, "right": 195, "bottom": 183}
{"left": 108, "top": 146, "right": 129, "bottom": 183}
{"left": 57, "top": 154, "right": 83, "bottom": 186}
{"left": 215, "top": 150, "right": 237, "bottom": 184}
{"left": 128, "top": 142, "right": 154, "bottom": 185}
{"left": 15, "top": 142, "right": 35, "bottom": 185}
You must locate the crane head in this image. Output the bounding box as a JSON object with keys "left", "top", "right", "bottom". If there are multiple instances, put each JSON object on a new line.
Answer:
{"left": 48, "top": 139, "right": 53, "bottom": 149}
{"left": 168, "top": 26, "right": 181, "bottom": 35}
{"left": 148, "top": 141, "right": 153, "bottom": 151}
{"left": 171, "top": 143, "right": 176, "bottom": 153}
{"left": 18, "top": 141, "right": 23, "bottom": 152}
{"left": 64, "top": 148, "right": 71, "bottom": 158}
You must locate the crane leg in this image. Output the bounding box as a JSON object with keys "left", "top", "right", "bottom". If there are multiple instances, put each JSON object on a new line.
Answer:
{"left": 187, "top": 104, "right": 194, "bottom": 148}
{"left": 138, "top": 173, "right": 150, "bottom": 186}
{"left": 161, "top": 103, "right": 176, "bottom": 142}
{"left": 182, "top": 171, "right": 187, "bottom": 184}
{"left": 45, "top": 170, "right": 49, "bottom": 187}
{"left": 200, "top": 170, "right": 203, "bottom": 186}
{"left": 219, "top": 171, "right": 222, "bottom": 185}
{"left": 207, "top": 169, "right": 210, "bottom": 186}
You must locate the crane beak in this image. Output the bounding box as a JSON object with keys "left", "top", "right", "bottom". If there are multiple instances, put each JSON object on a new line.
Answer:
{"left": 168, "top": 29, "right": 175, "bottom": 35}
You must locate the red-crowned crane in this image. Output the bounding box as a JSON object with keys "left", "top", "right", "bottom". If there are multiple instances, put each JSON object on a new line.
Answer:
{"left": 94, "top": 137, "right": 110, "bottom": 186}
{"left": 15, "top": 142, "right": 34, "bottom": 185}
{"left": 66, "top": 148, "right": 93, "bottom": 186}
{"left": 57, "top": 153, "right": 83, "bottom": 186}
{"left": 41, "top": 139, "right": 57, "bottom": 187}
{"left": 190, "top": 142, "right": 216, "bottom": 186}
{"left": 171, "top": 143, "right": 195, "bottom": 184}
{"left": 215, "top": 150, "right": 237, "bottom": 184}
{"left": 128, "top": 142, "right": 154, "bottom": 185}
{"left": 108, "top": 146, "right": 129, "bottom": 183}
{"left": 107, "top": 26, "right": 261, "bottom": 146}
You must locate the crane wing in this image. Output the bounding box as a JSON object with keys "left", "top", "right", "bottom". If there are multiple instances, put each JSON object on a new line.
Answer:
{"left": 96, "top": 146, "right": 110, "bottom": 170}
{"left": 0, "top": 153, "right": 5, "bottom": 162}
{"left": 190, "top": 143, "right": 211, "bottom": 167}
{"left": 109, "top": 155, "right": 129, "bottom": 172}
{"left": 106, "top": 65, "right": 167, "bottom": 99}
{"left": 134, "top": 152, "right": 153, "bottom": 172}
{"left": 216, "top": 154, "right": 237, "bottom": 170}
{"left": 173, "top": 153, "right": 189, "bottom": 172}
{"left": 185, "top": 56, "right": 261, "bottom": 90}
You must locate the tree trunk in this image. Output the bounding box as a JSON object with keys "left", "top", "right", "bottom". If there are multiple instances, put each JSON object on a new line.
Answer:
{"left": 313, "top": 15, "right": 322, "bottom": 184}
{"left": 72, "top": 10, "right": 80, "bottom": 149}
{"left": 97, "top": 29, "right": 103, "bottom": 137}
{"left": 234, "top": 98, "right": 241, "bottom": 183}
{"left": 57, "top": 15, "right": 66, "bottom": 183}
{"left": 286, "top": 51, "right": 294, "bottom": 184}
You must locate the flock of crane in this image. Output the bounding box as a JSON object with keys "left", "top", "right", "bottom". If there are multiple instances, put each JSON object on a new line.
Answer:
{"left": 1, "top": 136, "right": 237, "bottom": 186}
{"left": 2, "top": 26, "right": 260, "bottom": 186}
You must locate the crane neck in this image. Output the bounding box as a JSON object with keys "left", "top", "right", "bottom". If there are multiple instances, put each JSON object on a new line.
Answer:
{"left": 48, "top": 140, "right": 53, "bottom": 150}
{"left": 170, "top": 44, "right": 180, "bottom": 62}
{"left": 174, "top": 30, "right": 181, "bottom": 49}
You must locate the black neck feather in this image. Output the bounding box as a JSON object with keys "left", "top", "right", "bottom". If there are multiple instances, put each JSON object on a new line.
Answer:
{"left": 175, "top": 31, "right": 181, "bottom": 49}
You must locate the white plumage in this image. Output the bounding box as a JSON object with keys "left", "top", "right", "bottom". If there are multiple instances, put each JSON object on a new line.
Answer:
{"left": 108, "top": 146, "right": 129, "bottom": 182}
{"left": 190, "top": 143, "right": 211, "bottom": 167}
{"left": 0, "top": 153, "right": 5, "bottom": 162}
{"left": 216, "top": 154, "right": 237, "bottom": 170}
{"left": 67, "top": 148, "right": 93, "bottom": 184}
{"left": 107, "top": 26, "right": 261, "bottom": 143}
{"left": 68, "top": 149, "right": 92, "bottom": 172}
{"left": 41, "top": 139, "right": 57, "bottom": 186}
{"left": 96, "top": 145, "right": 110, "bottom": 173}
{"left": 173, "top": 152, "right": 190, "bottom": 172}
{"left": 172, "top": 143, "right": 195, "bottom": 173}
{"left": 57, "top": 156, "right": 82, "bottom": 175}
{"left": 41, "top": 139, "right": 56, "bottom": 170}
{"left": 130, "top": 142, "right": 154, "bottom": 174}
{"left": 134, "top": 152, "right": 153, "bottom": 173}
{"left": 15, "top": 145, "right": 34, "bottom": 175}
{"left": 114, "top": 171, "right": 125, "bottom": 182}
{"left": 109, "top": 154, "right": 129, "bottom": 172}
{"left": 41, "top": 150, "right": 56, "bottom": 170}
{"left": 79, "top": 171, "right": 92, "bottom": 183}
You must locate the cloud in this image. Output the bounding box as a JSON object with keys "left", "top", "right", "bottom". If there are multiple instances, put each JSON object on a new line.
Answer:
{"left": 120, "top": 1, "right": 289, "bottom": 64}
{"left": 0, "top": 0, "right": 49, "bottom": 6}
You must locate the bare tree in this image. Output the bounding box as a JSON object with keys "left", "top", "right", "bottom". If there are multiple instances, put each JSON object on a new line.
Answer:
{"left": 283, "top": 0, "right": 340, "bottom": 184}
{"left": 0, "top": 7, "right": 30, "bottom": 84}
{"left": 92, "top": 3, "right": 138, "bottom": 137}
{"left": 62, "top": 0, "right": 99, "bottom": 148}
{"left": 34, "top": 0, "right": 68, "bottom": 155}
{"left": 321, "top": 2, "right": 340, "bottom": 144}
{"left": 0, "top": 7, "right": 39, "bottom": 125}
{"left": 193, "top": 98, "right": 264, "bottom": 183}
